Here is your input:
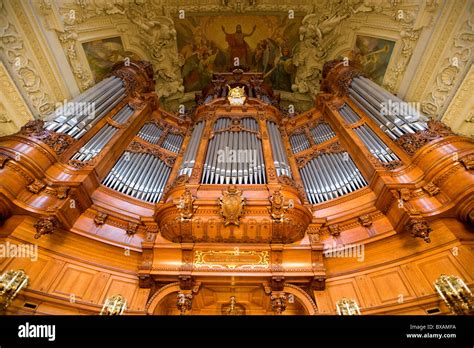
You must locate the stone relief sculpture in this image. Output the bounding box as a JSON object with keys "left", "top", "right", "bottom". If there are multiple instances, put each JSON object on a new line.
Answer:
{"left": 127, "top": 13, "right": 184, "bottom": 98}
{"left": 292, "top": 13, "right": 350, "bottom": 95}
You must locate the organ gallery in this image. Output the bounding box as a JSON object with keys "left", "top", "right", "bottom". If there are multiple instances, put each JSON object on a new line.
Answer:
{"left": 0, "top": 0, "right": 473, "bottom": 317}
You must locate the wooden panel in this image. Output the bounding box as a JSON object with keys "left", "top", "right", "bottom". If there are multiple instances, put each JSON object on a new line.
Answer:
{"left": 325, "top": 278, "right": 365, "bottom": 310}
{"left": 414, "top": 253, "right": 471, "bottom": 286}
{"left": 0, "top": 254, "right": 50, "bottom": 289}
{"left": 454, "top": 244, "right": 474, "bottom": 280}
{"left": 100, "top": 276, "right": 137, "bottom": 308}
{"left": 35, "top": 258, "right": 66, "bottom": 292}
{"left": 366, "top": 267, "right": 416, "bottom": 304}
{"left": 130, "top": 288, "right": 151, "bottom": 311}
{"left": 49, "top": 264, "right": 97, "bottom": 300}
{"left": 82, "top": 272, "right": 110, "bottom": 304}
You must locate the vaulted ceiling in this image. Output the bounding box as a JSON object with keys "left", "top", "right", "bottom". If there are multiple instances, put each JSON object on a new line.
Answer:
{"left": 0, "top": 0, "right": 473, "bottom": 135}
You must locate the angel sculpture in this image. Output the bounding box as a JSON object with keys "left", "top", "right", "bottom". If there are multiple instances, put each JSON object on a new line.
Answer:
{"left": 292, "top": 13, "right": 349, "bottom": 95}
{"left": 128, "top": 15, "right": 184, "bottom": 97}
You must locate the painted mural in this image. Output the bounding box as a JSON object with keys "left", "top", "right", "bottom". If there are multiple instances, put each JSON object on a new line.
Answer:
{"left": 82, "top": 36, "right": 140, "bottom": 82}
{"left": 174, "top": 15, "right": 302, "bottom": 92}
{"left": 350, "top": 35, "right": 396, "bottom": 85}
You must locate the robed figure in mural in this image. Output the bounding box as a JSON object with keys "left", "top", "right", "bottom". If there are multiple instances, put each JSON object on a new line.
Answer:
{"left": 221, "top": 24, "right": 257, "bottom": 67}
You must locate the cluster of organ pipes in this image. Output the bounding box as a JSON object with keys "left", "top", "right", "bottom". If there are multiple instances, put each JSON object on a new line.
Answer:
{"left": 266, "top": 121, "right": 292, "bottom": 177}
{"left": 289, "top": 133, "right": 310, "bottom": 153}
{"left": 162, "top": 133, "right": 184, "bottom": 153}
{"left": 348, "top": 76, "right": 428, "bottom": 139}
{"left": 136, "top": 123, "right": 163, "bottom": 144}
{"left": 338, "top": 104, "right": 361, "bottom": 124}
{"left": 179, "top": 121, "right": 204, "bottom": 176}
{"left": 71, "top": 106, "right": 134, "bottom": 162}
{"left": 353, "top": 124, "right": 399, "bottom": 163}
{"left": 201, "top": 118, "right": 266, "bottom": 184}
{"left": 102, "top": 151, "right": 171, "bottom": 203}
{"left": 310, "top": 123, "right": 336, "bottom": 144}
{"left": 299, "top": 151, "right": 367, "bottom": 204}
{"left": 101, "top": 122, "right": 182, "bottom": 203}
{"left": 44, "top": 76, "right": 126, "bottom": 139}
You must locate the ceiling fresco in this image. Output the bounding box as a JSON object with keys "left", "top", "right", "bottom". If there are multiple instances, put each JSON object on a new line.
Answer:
{"left": 174, "top": 14, "right": 302, "bottom": 92}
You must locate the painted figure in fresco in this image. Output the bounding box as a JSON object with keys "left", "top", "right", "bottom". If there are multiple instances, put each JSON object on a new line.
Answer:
{"left": 271, "top": 47, "right": 295, "bottom": 91}
{"left": 221, "top": 24, "right": 257, "bottom": 67}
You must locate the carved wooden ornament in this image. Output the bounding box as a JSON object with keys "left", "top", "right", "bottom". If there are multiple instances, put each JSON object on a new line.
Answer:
{"left": 219, "top": 185, "right": 245, "bottom": 226}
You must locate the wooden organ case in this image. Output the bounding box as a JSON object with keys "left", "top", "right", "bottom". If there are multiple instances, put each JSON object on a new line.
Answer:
{"left": 0, "top": 60, "right": 473, "bottom": 315}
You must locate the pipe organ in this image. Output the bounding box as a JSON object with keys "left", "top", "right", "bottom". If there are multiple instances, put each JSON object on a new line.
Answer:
{"left": 1, "top": 59, "right": 473, "bottom": 316}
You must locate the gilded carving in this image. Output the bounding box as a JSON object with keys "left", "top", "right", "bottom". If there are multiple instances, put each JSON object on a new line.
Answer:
{"left": 406, "top": 216, "right": 432, "bottom": 243}
{"left": 328, "top": 224, "right": 341, "bottom": 237}
{"left": 94, "top": 212, "right": 108, "bottom": 226}
{"left": 126, "top": 222, "right": 138, "bottom": 236}
{"left": 33, "top": 216, "right": 58, "bottom": 239}
{"left": 176, "top": 292, "right": 193, "bottom": 315}
{"left": 270, "top": 292, "right": 287, "bottom": 314}
{"left": 175, "top": 187, "right": 197, "bottom": 221}
{"left": 359, "top": 214, "right": 373, "bottom": 227}
{"left": 460, "top": 155, "right": 474, "bottom": 171}
{"left": 268, "top": 187, "right": 293, "bottom": 222}
{"left": 219, "top": 185, "right": 245, "bottom": 226}
{"left": 395, "top": 120, "right": 455, "bottom": 156}
{"left": 422, "top": 182, "right": 440, "bottom": 196}
{"left": 56, "top": 186, "right": 69, "bottom": 199}
{"left": 27, "top": 179, "right": 46, "bottom": 194}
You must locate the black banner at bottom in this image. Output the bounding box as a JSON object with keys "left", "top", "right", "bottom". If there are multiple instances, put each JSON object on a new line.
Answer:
{"left": 0, "top": 315, "right": 472, "bottom": 347}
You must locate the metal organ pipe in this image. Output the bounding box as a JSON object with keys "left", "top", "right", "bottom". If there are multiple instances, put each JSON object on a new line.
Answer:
{"left": 266, "top": 121, "right": 292, "bottom": 177}
{"left": 201, "top": 118, "right": 265, "bottom": 185}
{"left": 45, "top": 77, "right": 126, "bottom": 139}
{"left": 102, "top": 119, "right": 184, "bottom": 203}
{"left": 338, "top": 104, "right": 361, "bottom": 124}
{"left": 299, "top": 152, "right": 367, "bottom": 204}
{"left": 179, "top": 121, "right": 205, "bottom": 177}
{"left": 290, "top": 133, "right": 310, "bottom": 153}
{"left": 348, "top": 76, "right": 428, "bottom": 139}
{"left": 353, "top": 125, "right": 399, "bottom": 163}
{"left": 71, "top": 105, "right": 134, "bottom": 162}
{"left": 310, "top": 123, "right": 336, "bottom": 144}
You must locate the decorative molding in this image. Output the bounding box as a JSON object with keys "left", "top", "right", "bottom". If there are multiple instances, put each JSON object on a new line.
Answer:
{"left": 0, "top": 2, "right": 56, "bottom": 116}
{"left": 395, "top": 120, "right": 455, "bottom": 156}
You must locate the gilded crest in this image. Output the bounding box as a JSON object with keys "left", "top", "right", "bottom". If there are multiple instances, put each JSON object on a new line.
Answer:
{"left": 219, "top": 185, "right": 245, "bottom": 226}
{"left": 227, "top": 85, "right": 246, "bottom": 106}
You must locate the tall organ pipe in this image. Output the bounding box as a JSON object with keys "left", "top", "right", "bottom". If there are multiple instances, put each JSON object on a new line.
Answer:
{"left": 44, "top": 77, "right": 126, "bottom": 139}
{"left": 179, "top": 121, "right": 205, "bottom": 176}
{"left": 71, "top": 105, "right": 134, "bottom": 162}
{"left": 202, "top": 118, "right": 265, "bottom": 184}
{"left": 266, "top": 121, "right": 292, "bottom": 177}
{"left": 353, "top": 124, "right": 399, "bottom": 163}
{"left": 348, "top": 76, "right": 427, "bottom": 139}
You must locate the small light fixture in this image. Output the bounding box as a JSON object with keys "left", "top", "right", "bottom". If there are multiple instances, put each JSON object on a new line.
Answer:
{"left": 221, "top": 296, "right": 245, "bottom": 315}
{"left": 434, "top": 274, "right": 474, "bottom": 315}
{"left": 0, "top": 269, "right": 29, "bottom": 311}
{"left": 100, "top": 294, "right": 127, "bottom": 315}
{"left": 336, "top": 297, "right": 361, "bottom": 315}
